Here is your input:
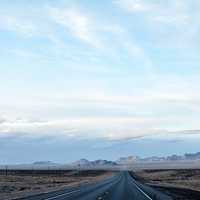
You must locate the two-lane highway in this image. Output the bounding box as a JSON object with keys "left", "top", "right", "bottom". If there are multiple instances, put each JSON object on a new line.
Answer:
{"left": 19, "top": 172, "right": 172, "bottom": 200}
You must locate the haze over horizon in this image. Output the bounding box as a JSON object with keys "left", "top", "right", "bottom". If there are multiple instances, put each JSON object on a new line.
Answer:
{"left": 1, "top": 0, "right": 200, "bottom": 164}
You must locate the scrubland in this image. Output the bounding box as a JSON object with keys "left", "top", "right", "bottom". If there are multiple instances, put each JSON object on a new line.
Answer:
{"left": 0, "top": 170, "right": 112, "bottom": 200}
{"left": 134, "top": 169, "right": 200, "bottom": 200}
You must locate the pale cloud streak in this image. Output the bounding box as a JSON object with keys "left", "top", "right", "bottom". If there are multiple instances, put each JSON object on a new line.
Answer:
{"left": 1, "top": 116, "right": 200, "bottom": 142}
{"left": 0, "top": 2, "right": 152, "bottom": 71}
{"left": 0, "top": 15, "right": 37, "bottom": 37}
{"left": 48, "top": 5, "right": 148, "bottom": 61}
{"left": 0, "top": 115, "right": 175, "bottom": 140}
{"left": 114, "top": 0, "right": 191, "bottom": 25}
{"left": 114, "top": 0, "right": 156, "bottom": 12}
{"left": 0, "top": 116, "right": 156, "bottom": 139}
{"left": 49, "top": 7, "right": 103, "bottom": 48}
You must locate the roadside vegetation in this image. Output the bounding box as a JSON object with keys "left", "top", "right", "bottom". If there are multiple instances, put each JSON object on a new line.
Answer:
{"left": 0, "top": 170, "right": 113, "bottom": 200}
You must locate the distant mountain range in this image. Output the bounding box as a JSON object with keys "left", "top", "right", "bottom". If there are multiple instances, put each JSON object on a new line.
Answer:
{"left": 132, "top": 152, "right": 200, "bottom": 162}
{"left": 70, "top": 159, "right": 117, "bottom": 167}
{"left": 184, "top": 152, "right": 200, "bottom": 160}
{"left": 70, "top": 152, "right": 200, "bottom": 167}
{"left": 139, "top": 152, "right": 200, "bottom": 161}
{"left": 32, "top": 161, "right": 57, "bottom": 165}
{"left": 116, "top": 156, "right": 139, "bottom": 165}
{"left": 5, "top": 152, "right": 199, "bottom": 169}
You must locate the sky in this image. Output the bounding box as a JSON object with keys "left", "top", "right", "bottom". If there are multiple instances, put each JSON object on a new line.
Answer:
{"left": 1, "top": 0, "right": 200, "bottom": 164}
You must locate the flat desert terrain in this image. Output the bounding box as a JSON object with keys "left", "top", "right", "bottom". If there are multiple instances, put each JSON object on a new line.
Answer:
{"left": 0, "top": 170, "right": 113, "bottom": 200}
{"left": 134, "top": 169, "right": 200, "bottom": 200}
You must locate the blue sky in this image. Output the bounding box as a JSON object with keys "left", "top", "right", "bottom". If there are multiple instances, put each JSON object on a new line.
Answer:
{"left": 1, "top": 0, "right": 200, "bottom": 164}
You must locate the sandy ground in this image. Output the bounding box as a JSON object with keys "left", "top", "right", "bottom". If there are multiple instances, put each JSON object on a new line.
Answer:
{"left": 135, "top": 169, "right": 200, "bottom": 191}
{"left": 0, "top": 170, "right": 113, "bottom": 200}
{"left": 134, "top": 169, "right": 200, "bottom": 200}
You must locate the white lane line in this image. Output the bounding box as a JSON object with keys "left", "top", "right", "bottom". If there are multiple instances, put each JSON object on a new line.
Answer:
{"left": 44, "top": 189, "right": 81, "bottom": 200}
{"left": 131, "top": 181, "right": 153, "bottom": 200}
{"left": 45, "top": 175, "right": 119, "bottom": 200}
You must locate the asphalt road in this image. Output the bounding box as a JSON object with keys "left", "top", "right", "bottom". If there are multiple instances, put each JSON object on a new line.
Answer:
{"left": 19, "top": 172, "right": 172, "bottom": 200}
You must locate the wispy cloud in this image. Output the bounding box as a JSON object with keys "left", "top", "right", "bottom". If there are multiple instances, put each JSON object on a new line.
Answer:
{"left": 1, "top": 116, "right": 200, "bottom": 143}
{"left": 0, "top": 15, "right": 37, "bottom": 37}
{"left": 0, "top": 2, "right": 152, "bottom": 71}
{"left": 49, "top": 7, "right": 104, "bottom": 48}
{"left": 1, "top": 0, "right": 200, "bottom": 146}
{"left": 0, "top": 114, "right": 170, "bottom": 141}
{"left": 114, "top": 0, "right": 191, "bottom": 25}
{"left": 114, "top": 0, "right": 156, "bottom": 12}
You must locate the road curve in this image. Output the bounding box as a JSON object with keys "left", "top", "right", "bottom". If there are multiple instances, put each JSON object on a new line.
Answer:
{"left": 18, "top": 171, "right": 172, "bottom": 200}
